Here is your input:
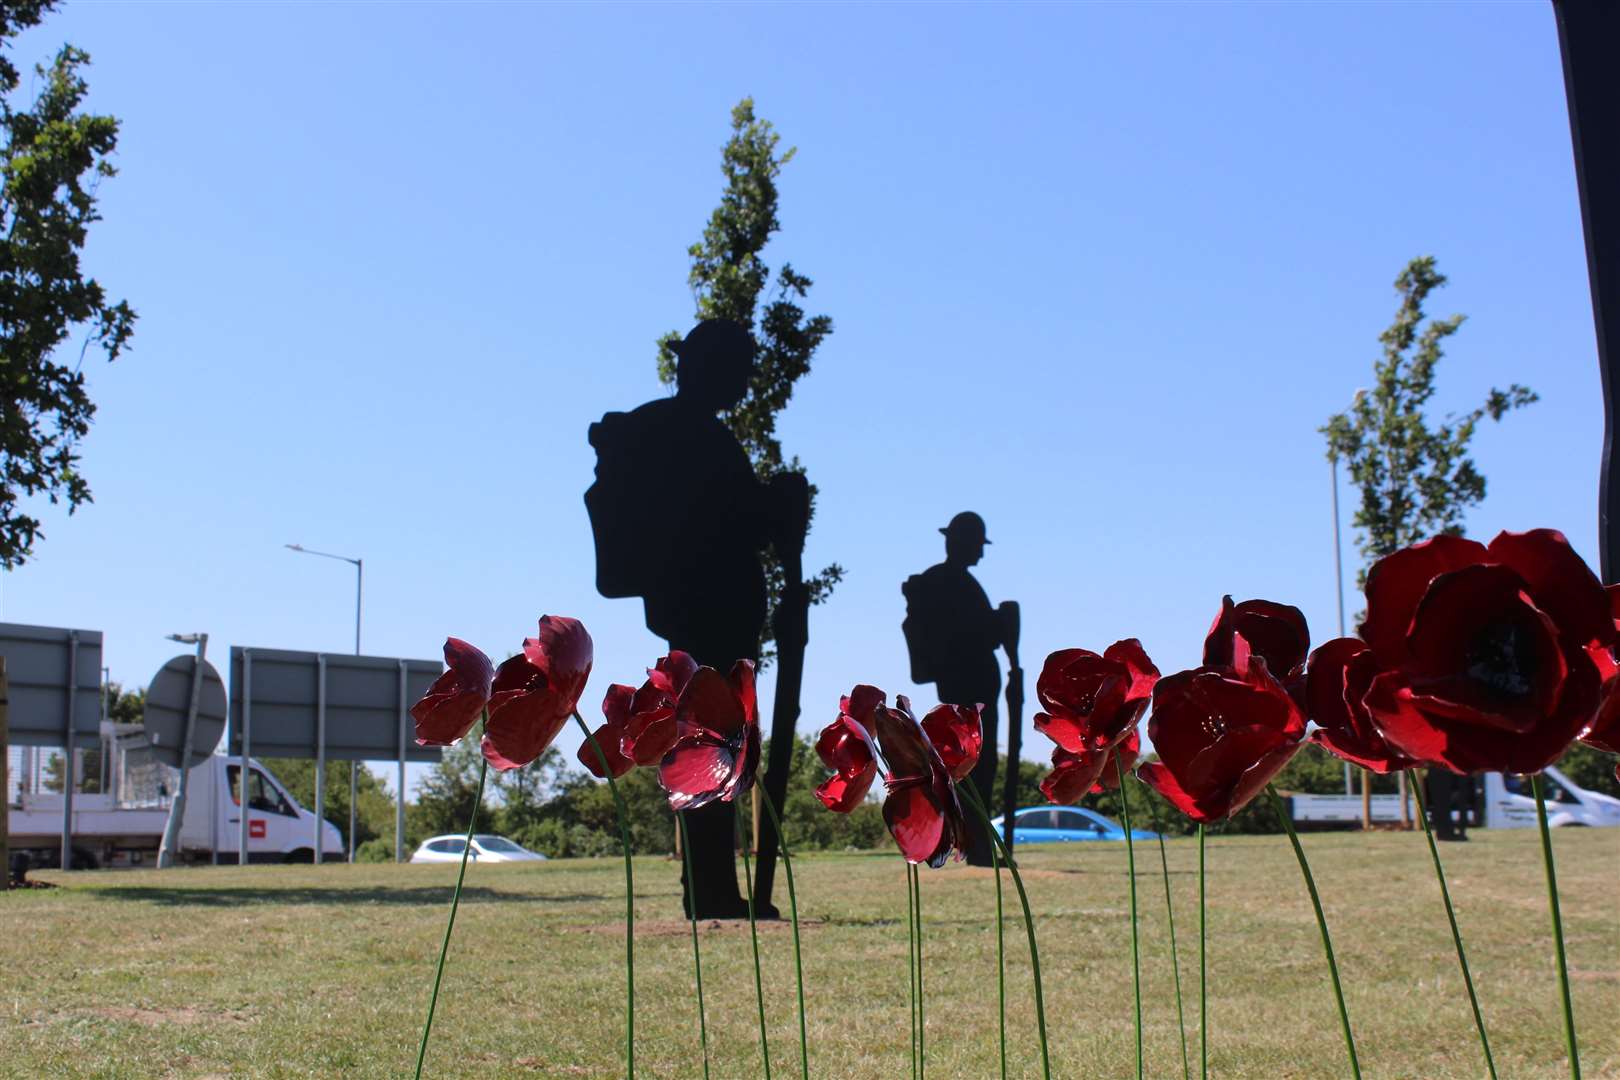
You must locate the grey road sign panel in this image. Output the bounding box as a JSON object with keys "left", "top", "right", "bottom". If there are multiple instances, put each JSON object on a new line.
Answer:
{"left": 0, "top": 622, "right": 103, "bottom": 749}
{"left": 227, "top": 647, "right": 444, "bottom": 761}
{"left": 144, "top": 654, "right": 227, "bottom": 768}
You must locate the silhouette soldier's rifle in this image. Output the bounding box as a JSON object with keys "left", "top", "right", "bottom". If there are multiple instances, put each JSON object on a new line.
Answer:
{"left": 753, "top": 472, "right": 811, "bottom": 914}
{"left": 1000, "top": 600, "right": 1023, "bottom": 856}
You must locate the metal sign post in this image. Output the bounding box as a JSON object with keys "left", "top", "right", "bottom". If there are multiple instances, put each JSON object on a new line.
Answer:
{"left": 238, "top": 649, "right": 253, "bottom": 866}
{"left": 314, "top": 654, "right": 327, "bottom": 863}
{"left": 396, "top": 660, "right": 408, "bottom": 864}
{"left": 156, "top": 635, "right": 209, "bottom": 869}
{"left": 61, "top": 630, "right": 77, "bottom": 871}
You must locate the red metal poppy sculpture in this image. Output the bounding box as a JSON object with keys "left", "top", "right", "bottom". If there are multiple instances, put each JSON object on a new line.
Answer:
{"left": 814, "top": 685, "right": 884, "bottom": 813}
{"left": 412, "top": 637, "right": 496, "bottom": 746}
{"left": 482, "top": 615, "right": 595, "bottom": 771}
{"left": 658, "top": 659, "right": 761, "bottom": 811}
{"left": 1356, "top": 530, "right": 1613, "bottom": 774}
{"left": 1137, "top": 601, "right": 1308, "bottom": 823}
{"left": 1304, "top": 638, "right": 1418, "bottom": 774}
{"left": 1034, "top": 639, "right": 1159, "bottom": 753}
{"left": 873, "top": 694, "right": 971, "bottom": 867}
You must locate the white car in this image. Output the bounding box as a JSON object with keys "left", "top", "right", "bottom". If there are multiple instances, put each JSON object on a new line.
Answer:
{"left": 410, "top": 834, "right": 548, "bottom": 864}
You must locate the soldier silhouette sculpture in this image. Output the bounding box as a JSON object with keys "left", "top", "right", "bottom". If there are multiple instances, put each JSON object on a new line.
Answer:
{"left": 586, "top": 318, "right": 808, "bottom": 919}
{"left": 903, "top": 512, "right": 1018, "bottom": 866}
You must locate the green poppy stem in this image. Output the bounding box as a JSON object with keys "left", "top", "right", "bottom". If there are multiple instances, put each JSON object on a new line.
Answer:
{"left": 905, "top": 859, "right": 918, "bottom": 1080}
{"left": 993, "top": 836, "right": 1007, "bottom": 1080}
{"left": 913, "top": 863, "right": 926, "bottom": 1079}
{"left": 574, "top": 713, "right": 636, "bottom": 1080}
{"left": 740, "top": 830, "right": 772, "bottom": 1080}
{"left": 1198, "top": 824, "right": 1207, "bottom": 1080}
{"left": 958, "top": 782, "right": 1051, "bottom": 1080}
{"left": 756, "top": 791, "right": 809, "bottom": 1080}
{"left": 1144, "top": 786, "right": 1192, "bottom": 1080}
{"left": 1116, "top": 757, "right": 1143, "bottom": 1080}
{"left": 675, "top": 814, "right": 710, "bottom": 1080}
{"left": 1410, "top": 773, "right": 1496, "bottom": 1080}
{"left": 1268, "top": 785, "right": 1360, "bottom": 1080}
{"left": 1533, "top": 773, "right": 1582, "bottom": 1080}
{"left": 413, "top": 746, "right": 488, "bottom": 1080}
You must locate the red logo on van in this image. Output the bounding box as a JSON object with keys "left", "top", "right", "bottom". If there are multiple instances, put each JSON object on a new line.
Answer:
{"left": 249, "top": 820, "right": 267, "bottom": 839}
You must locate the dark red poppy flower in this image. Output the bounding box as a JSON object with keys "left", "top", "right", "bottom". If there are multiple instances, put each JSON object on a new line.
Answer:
{"left": 920, "top": 703, "right": 984, "bottom": 781}
{"left": 814, "top": 685, "right": 885, "bottom": 813}
{"left": 1138, "top": 627, "right": 1307, "bottom": 824}
{"left": 1041, "top": 729, "right": 1141, "bottom": 805}
{"left": 622, "top": 651, "right": 701, "bottom": 767}
{"left": 412, "top": 638, "right": 495, "bottom": 746}
{"left": 658, "top": 660, "right": 760, "bottom": 811}
{"left": 1357, "top": 530, "right": 1612, "bottom": 774}
{"left": 1305, "top": 637, "right": 1418, "bottom": 774}
{"left": 1203, "top": 597, "right": 1310, "bottom": 689}
{"left": 873, "top": 696, "right": 967, "bottom": 867}
{"left": 579, "top": 683, "right": 636, "bottom": 779}
{"left": 1034, "top": 640, "right": 1159, "bottom": 753}
{"left": 481, "top": 615, "right": 594, "bottom": 771}
{"left": 1580, "top": 585, "right": 1620, "bottom": 756}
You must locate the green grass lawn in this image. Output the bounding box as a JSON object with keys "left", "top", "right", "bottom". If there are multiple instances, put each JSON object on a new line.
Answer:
{"left": 2, "top": 827, "right": 1615, "bottom": 1078}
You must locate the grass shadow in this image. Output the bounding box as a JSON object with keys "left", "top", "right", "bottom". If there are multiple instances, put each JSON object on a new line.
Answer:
{"left": 86, "top": 885, "right": 612, "bottom": 908}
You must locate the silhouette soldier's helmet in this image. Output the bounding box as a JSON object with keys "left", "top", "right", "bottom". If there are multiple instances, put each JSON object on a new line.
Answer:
{"left": 671, "top": 319, "right": 756, "bottom": 367}
{"left": 940, "top": 511, "right": 991, "bottom": 545}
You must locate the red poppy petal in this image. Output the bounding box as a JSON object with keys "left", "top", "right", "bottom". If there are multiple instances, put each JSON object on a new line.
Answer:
{"left": 883, "top": 782, "right": 948, "bottom": 865}
{"left": 1583, "top": 678, "right": 1620, "bottom": 753}
{"left": 1205, "top": 598, "right": 1310, "bottom": 678}
{"left": 816, "top": 765, "right": 876, "bottom": 813}
{"left": 1486, "top": 529, "right": 1614, "bottom": 647}
{"left": 1137, "top": 761, "right": 1222, "bottom": 824}
{"left": 1094, "top": 731, "right": 1143, "bottom": 791}
{"left": 675, "top": 666, "right": 746, "bottom": 741}
{"left": 1360, "top": 535, "right": 1489, "bottom": 664}
{"left": 1105, "top": 638, "right": 1161, "bottom": 703}
{"left": 481, "top": 701, "right": 569, "bottom": 771}
{"left": 1033, "top": 710, "right": 1091, "bottom": 754}
{"left": 601, "top": 684, "right": 634, "bottom": 729}
{"left": 411, "top": 638, "right": 495, "bottom": 746}
{"left": 1042, "top": 748, "right": 1108, "bottom": 804}
{"left": 874, "top": 703, "right": 931, "bottom": 781}
{"left": 649, "top": 651, "right": 701, "bottom": 697}
{"left": 729, "top": 659, "right": 758, "bottom": 729}
{"left": 578, "top": 721, "right": 634, "bottom": 778}
{"left": 844, "top": 684, "right": 888, "bottom": 731}
{"left": 921, "top": 703, "right": 983, "bottom": 781}
{"left": 660, "top": 736, "right": 738, "bottom": 810}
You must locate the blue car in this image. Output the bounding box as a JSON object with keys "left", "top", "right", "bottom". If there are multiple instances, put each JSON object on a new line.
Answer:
{"left": 989, "top": 804, "right": 1160, "bottom": 845}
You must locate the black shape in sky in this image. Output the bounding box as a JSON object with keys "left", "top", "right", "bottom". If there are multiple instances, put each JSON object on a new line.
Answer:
{"left": 586, "top": 318, "right": 805, "bottom": 919}
{"left": 902, "top": 511, "right": 1017, "bottom": 866}
{"left": 1553, "top": 0, "right": 1620, "bottom": 584}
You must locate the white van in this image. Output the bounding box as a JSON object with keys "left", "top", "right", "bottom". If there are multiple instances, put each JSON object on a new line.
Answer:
{"left": 8, "top": 755, "right": 344, "bottom": 869}
{"left": 1288, "top": 766, "right": 1620, "bottom": 829}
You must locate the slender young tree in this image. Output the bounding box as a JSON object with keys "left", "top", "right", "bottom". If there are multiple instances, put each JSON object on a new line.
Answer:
{"left": 1323, "top": 256, "right": 1536, "bottom": 582}
{"left": 656, "top": 97, "right": 840, "bottom": 661}
{"left": 0, "top": 2, "right": 136, "bottom": 568}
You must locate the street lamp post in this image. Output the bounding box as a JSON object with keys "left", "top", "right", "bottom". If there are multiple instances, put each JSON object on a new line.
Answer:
{"left": 285, "top": 543, "right": 363, "bottom": 862}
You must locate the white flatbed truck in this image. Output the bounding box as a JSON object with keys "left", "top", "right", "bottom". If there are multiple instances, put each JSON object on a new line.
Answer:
{"left": 8, "top": 755, "right": 343, "bottom": 869}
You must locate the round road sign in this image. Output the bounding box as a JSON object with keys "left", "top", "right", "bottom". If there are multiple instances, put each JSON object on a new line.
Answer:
{"left": 143, "top": 654, "right": 227, "bottom": 768}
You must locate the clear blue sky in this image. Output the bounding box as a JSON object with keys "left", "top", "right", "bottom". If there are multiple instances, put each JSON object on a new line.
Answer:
{"left": 3, "top": 2, "right": 1603, "bottom": 799}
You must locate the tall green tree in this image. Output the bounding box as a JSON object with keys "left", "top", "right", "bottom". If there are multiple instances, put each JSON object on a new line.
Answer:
{"left": 657, "top": 97, "right": 840, "bottom": 661}
{"left": 0, "top": 1, "right": 135, "bottom": 568}
{"left": 1323, "top": 257, "right": 1536, "bottom": 585}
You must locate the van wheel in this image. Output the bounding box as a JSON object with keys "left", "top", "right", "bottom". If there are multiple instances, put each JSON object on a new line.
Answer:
{"left": 284, "top": 848, "right": 315, "bottom": 863}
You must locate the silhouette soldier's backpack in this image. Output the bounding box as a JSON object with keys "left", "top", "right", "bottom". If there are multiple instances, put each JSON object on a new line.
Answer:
{"left": 901, "top": 573, "right": 938, "bottom": 684}
{"left": 585, "top": 409, "right": 657, "bottom": 599}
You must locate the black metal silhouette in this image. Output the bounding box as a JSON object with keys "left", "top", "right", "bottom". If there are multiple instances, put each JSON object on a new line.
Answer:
{"left": 902, "top": 512, "right": 1016, "bottom": 866}
{"left": 586, "top": 318, "right": 805, "bottom": 919}
{"left": 1554, "top": 0, "right": 1620, "bottom": 585}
